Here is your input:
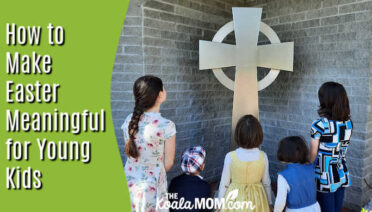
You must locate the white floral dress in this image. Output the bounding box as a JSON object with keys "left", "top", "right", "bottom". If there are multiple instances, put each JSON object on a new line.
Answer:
{"left": 122, "top": 112, "right": 176, "bottom": 212}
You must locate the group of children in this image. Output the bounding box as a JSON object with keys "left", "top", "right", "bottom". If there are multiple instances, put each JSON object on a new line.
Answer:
{"left": 123, "top": 75, "right": 352, "bottom": 212}
{"left": 168, "top": 82, "right": 352, "bottom": 212}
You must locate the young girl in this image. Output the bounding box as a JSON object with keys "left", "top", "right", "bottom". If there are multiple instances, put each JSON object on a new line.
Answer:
{"left": 309, "top": 82, "right": 352, "bottom": 212}
{"left": 274, "top": 136, "right": 320, "bottom": 212}
{"left": 218, "top": 115, "right": 273, "bottom": 211}
{"left": 122, "top": 75, "right": 176, "bottom": 212}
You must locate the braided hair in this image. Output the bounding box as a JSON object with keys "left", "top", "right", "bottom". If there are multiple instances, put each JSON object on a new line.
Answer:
{"left": 126, "top": 75, "right": 163, "bottom": 158}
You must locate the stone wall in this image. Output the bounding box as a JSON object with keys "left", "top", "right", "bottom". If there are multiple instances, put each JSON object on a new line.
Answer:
{"left": 111, "top": 0, "right": 372, "bottom": 210}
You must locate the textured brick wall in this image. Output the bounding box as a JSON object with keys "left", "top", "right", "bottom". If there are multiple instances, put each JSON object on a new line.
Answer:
{"left": 248, "top": 0, "right": 372, "bottom": 210}
{"left": 111, "top": 0, "right": 372, "bottom": 209}
{"left": 365, "top": 47, "right": 372, "bottom": 206}
{"left": 111, "top": 0, "right": 246, "bottom": 183}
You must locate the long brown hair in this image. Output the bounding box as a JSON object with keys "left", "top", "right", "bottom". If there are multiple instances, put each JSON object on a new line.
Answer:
{"left": 126, "top": 75, "right": 163, "bottom": 158}
{"left": 317, "top": 82, "right": 350, "bottom": 121}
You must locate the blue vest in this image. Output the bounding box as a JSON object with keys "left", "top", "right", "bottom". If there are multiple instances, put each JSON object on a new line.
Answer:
{"left": 279, "top": 163, "right": 317, "bottom": 209}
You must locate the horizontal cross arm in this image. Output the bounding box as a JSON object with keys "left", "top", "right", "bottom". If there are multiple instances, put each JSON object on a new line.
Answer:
{"left": 257, "top": 42, "right": 294, "bottom": 71}
{"left": 199, "top": 40, "right": 236, "bottom": 70}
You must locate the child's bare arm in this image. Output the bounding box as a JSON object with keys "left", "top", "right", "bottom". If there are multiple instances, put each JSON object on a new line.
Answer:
{"left": 164, "top": 134, "right": 176, "bottom": 172}
{"left": 308, "top": 139, "right": 319, "bottom": 163}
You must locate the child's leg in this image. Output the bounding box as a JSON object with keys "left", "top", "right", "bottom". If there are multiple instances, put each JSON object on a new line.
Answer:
{"left": 317, "top": 191, "right": 336, "bottom": 212}
{"left": 334, "top": 187, "right": 345, "bottom": 212}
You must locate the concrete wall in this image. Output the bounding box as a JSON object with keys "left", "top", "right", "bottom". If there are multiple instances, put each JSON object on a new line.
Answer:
{"left": 111, "top": 0, "right": 372, "bottom": 210}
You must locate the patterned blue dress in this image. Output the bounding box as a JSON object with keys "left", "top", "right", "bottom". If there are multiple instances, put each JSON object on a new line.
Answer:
{"left": 311, "top": 118, "right": 353, "bottom": 193}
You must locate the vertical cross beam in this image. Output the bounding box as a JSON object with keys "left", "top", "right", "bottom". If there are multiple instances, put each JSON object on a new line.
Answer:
{"left": 230, "top": 8, "right": 262, "bottom": 149}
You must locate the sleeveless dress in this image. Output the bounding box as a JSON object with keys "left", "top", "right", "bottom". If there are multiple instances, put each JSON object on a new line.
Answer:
{"left": 122, "top": 112, "right": 176, "bottom": 212}
{"left": 223, "top": 151, "right": 270, "bottom": 212}
{"left": 277, "top": 163, "right": 320, "bottom": 211}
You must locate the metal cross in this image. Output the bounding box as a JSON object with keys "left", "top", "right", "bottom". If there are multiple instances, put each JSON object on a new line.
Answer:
{"left": 199, "top": 8, "right": 294, "bottom": 149}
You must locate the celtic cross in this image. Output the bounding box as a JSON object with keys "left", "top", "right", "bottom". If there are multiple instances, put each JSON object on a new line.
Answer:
{"left": 199, "top": 8, "right": 294, "bottom": 149}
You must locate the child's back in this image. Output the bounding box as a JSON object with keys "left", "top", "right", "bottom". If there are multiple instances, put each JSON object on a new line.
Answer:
{"left": 168, "top": 174, "right": 211, "bottom": 212}
{"left": 224, "top": 149, "right": 270, "bottom": 212}
{"left": 218, "top": 115, "right": 273, "bottom": 212}
{"left": 230, "top": 150, "right": 265, "bottom": 184}
{"left": 275, "top": 136, "right": 320, "bottom": 212}
{"left": 168, "top": 146, "right": 211, "bottom": 212}
{"left": 279, "top": 163, "right": 317, "bottom": 209}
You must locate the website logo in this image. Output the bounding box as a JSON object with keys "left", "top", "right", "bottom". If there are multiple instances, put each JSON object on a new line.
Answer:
{"left": 156, "top": 189, "right": 255, "bottom": 210}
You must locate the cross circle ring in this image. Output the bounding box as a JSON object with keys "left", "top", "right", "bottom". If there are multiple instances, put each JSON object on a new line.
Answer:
{"left": 211, "top": 21, "right": 281, "bottom": 91}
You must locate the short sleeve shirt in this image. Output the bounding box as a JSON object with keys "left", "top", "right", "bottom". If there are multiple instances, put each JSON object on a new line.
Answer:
{"left": 311, "top": 118, "right": 352, "bottom": 192}
{"left": 121, "top": 111, "right": 176, "bottom": 164}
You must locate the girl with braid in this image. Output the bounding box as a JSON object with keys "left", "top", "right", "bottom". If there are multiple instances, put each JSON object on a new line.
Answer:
{"left": 122, "top": 75, "right": 176, "bottom": 212}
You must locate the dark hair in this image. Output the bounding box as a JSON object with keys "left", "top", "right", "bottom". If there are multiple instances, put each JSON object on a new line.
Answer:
{"left": 126, "top": 75, "right": 163, "bottom": 158}
{"left": 277, "top": 136, "right": 309, "bottom": 164}
{"left": 317, "top": 82, "right": 350, "bottom": 121}
{"left": 235, "top": 115, "right": 263, "bottom": 149}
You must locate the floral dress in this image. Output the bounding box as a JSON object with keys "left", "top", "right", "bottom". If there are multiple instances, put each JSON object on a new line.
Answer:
{"left": 122, "top": 112, "right": 176, "bottom": 212}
